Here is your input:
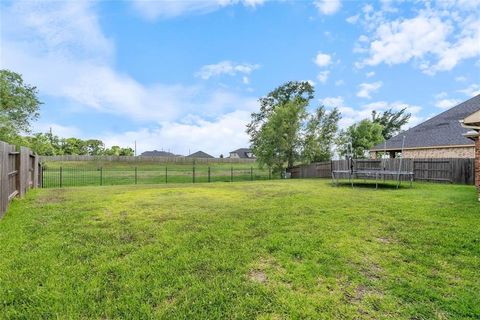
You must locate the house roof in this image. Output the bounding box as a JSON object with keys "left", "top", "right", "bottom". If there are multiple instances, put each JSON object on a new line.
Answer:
{"left": 463, "top": 109, "right": 480, "bottom": 127}
{"left": 186, "top": 151, "right": 214, "bottom": 158}
{"left": 140, "top": 150, "right": 179, "bottom": 157}
{"left": 230, "top": 148, "right": 254, "bottom": 158}
{"left": 371, "top": 94, "right": 480, "bottom": 151}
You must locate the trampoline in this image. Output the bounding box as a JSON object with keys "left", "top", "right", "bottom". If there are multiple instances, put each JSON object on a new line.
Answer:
{"left": 332, "top": 137, "right": 414, "bottom": 189}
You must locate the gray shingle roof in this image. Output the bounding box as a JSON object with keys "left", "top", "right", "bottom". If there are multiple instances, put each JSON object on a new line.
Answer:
{"left": 230, "top": 148, "right": 254, "bottom": 158}
{"left": 371, "top": 94, "right": 480, "bottom": 151}
{"left": 186, "top": 151, "right": 214, "bottom": 158}
{"left": 140, "top": 150, "right": 179, "bottom": 157}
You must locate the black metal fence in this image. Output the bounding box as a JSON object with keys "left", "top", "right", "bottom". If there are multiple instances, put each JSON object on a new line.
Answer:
{"left": 42, "top": 166, "right": 276, "bottom": 188}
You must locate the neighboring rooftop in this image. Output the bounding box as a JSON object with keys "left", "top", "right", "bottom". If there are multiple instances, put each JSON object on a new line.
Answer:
{"left": 186, "top": 151, "right": 214, "bottom": 158}
{"left": 371, "top": 94, "right": 480, "bottom": 151}
{"left": 140, "top": 150, "right": 180, "bottom": 157}
{"left": 229, "top": 148, "right": 255, "bottom": 158}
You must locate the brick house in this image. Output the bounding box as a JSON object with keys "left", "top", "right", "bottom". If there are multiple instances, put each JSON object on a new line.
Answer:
{"left": 461, "top": 109, "right": 480, "bottom": 194}
{"left": 370, "top": 94, "right": 480, "bottom": 159}
{"left": 229, "top": 148, "right": 255, "bottom": 159}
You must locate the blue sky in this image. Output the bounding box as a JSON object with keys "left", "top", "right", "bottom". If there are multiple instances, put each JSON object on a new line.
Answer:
{"left": 1, "top": 0, "right": 479, "bottom": 156}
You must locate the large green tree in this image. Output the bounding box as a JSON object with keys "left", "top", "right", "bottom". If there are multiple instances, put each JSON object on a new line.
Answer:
{"left": 337, "top": 119, "right": 384, "bottom": 158}
{"left": 0, "top": 70, "right": 42, "bottom": 143}
{"left": 247, "top": 81, "right": 314, "bottom": 171}
{"left": 302, "top": 106, "right": 341, "bottom": 163}
{"left": 372, "top": 108, "right": 411, "bottom": 139}
{"left": 252, "top": 99, "right": 307, "bottom": 170}
{"left": 247, "top": 81, "right": 341, "bottom": 171}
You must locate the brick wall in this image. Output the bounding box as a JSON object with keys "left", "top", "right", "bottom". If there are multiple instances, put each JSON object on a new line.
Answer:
{"left": 370, "top": 146, "right": 474, "bottom": 159}
{"left": 475, "top": 139, "right": 480, "bottom": 189}
{"left": 403, "top": 146, "right": 475, "bottom": 158}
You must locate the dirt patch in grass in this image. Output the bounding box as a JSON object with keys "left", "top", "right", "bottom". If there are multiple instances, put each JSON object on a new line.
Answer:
{"left": 35, "top": 188, "right": 67, "bottom": 205}
{"left": 249, "top": 270, "right": 268, "bottom": 283}
{"left": 376, "top": 237, "right": 391, "bottom": 244}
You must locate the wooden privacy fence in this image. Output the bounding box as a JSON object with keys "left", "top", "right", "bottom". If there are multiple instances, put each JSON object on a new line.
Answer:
{"left": 40, "top": 155, "right": 257, "bottom": 164}
{"left": 289, "top": 158, "right": 475, "bottom": 185}
{"left": 0, "top": 141, "right": 42, "bottom": 217}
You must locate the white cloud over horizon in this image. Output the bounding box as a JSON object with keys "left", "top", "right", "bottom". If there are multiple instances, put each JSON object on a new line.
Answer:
{"left": 101, "top": 110, "right": 253, "bottom": 156}
{"left": 1, "top": 0, "right": 260, "bottom": 155}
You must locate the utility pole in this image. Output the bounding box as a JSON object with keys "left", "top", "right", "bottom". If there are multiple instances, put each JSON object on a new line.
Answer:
{"left": 134, "top": 140, "right": 137, "bottom": 156}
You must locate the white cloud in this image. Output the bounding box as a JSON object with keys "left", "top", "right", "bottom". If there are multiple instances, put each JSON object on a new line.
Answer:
{"left": 1, "top": 0, "right": 260, "bottom": 146}
{"left": 132, "top": 0, "right": 265, "bottom": 20}
{"left": 355, "top": 3, "right": 480, "bottom": 74}
{"left": 195, "top": 61, "right": 260, "bottom": 80}
{"left": 317, "top": 70, "right": 330, "bottom": 84}
{"left": 435, "top": 91, "right": 448, "bottom": 99}
{"left": 313, "top": 52, "right": 332, "bottom": 67}
{"left": 338, "top": 101, "right": 423, "bottom": 129}
{"left": 458, "top": 84, "right": 480, "bottom": 97}
{"left": 314, "top": 0, "right": 341, "bottom": 15}
{"left": 455, "top": 76, "right": 467, "bottom": 82}
{"left": 335, "top": 79, "right": 345, "bottom": 86}
{"left": 33, "top": 123, "right": 82, "bottom": 138}
{"left": 101, "top": 110, "right": 253, "bottom": 156}
{"left": 356, "top": 81, "right": 382, "bottom": 99}
{"left": 346, "top": 14, "right": 359, "bottom": 24}
{"left": 435, "top": 98, "right": 460, "bottom": 110}
{"left": 319, "top": 96, "right": 344, "bottom": 108}
{"left": 366, "top": 71, "right": 375, "bottom": 78}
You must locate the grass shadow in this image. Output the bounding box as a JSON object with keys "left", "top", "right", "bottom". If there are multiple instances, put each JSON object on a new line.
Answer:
{"left": 331, "top": 179, "right": 413, "bottom": 190}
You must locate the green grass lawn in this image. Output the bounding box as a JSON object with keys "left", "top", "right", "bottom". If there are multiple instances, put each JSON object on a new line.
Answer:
{"left": 1, "top": 180, "right": 479, "bottom": 319}
{"left": 41, "top": 160, "right": 271, "bottom": 187}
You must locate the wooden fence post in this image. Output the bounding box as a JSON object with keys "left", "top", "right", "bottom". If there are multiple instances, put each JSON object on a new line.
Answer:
{"left": 0, "top": 142, "right": 8, "bottom": 216}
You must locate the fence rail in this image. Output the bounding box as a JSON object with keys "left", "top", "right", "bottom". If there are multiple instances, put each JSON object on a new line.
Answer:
{"left": 289, "top": 158, "right": 475, "bottom": 185}
{"left": 40, "top": 155, "right": 256, "bottom": 164}
{"left": 42, "top": 166, "right": 276, "bottom": 188}
{"left": 0, "top": 141, "right": 41, "bottom": 217}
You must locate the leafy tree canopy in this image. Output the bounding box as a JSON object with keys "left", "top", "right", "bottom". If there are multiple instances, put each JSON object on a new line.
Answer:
{"left": 337, "top": 119, "right": 384, "bottom": 158}
{"left": 372, "top": 108, "right": 411, "bottom": 140}
{"left": 0, "top": 69, "right": 42, "bottom": 142}
{"left": 247, "top": 81, "right": 340, "bottom": 172}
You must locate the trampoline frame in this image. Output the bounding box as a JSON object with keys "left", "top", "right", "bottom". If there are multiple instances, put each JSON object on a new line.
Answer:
{"left": 332, "top": 136, "right": 414, "bottom": 189}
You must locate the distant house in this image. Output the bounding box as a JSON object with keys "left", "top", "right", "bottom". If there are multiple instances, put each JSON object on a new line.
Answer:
{"left": 229, "top": 148, "right": 255, "bottom": 159}
{"left": 140, "top": 150, "right": 179, "bottom": 157}
{"left": 370, "top": 94, "right": 480, "bottom": 159}
{"left": 186, "top": 151, "right": 214, "bottom": 158}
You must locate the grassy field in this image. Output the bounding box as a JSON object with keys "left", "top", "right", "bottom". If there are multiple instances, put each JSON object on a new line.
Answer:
{"left": 41, "top": 160, "right": 272, "bottom": 187}
{"left": 0, "top": 180, "right": 479, "bottom": 319}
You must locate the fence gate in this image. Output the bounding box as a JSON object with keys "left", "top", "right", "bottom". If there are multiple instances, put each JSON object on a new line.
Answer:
{"left": 413, "top": 159, "right": 452, "bottom": 183}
